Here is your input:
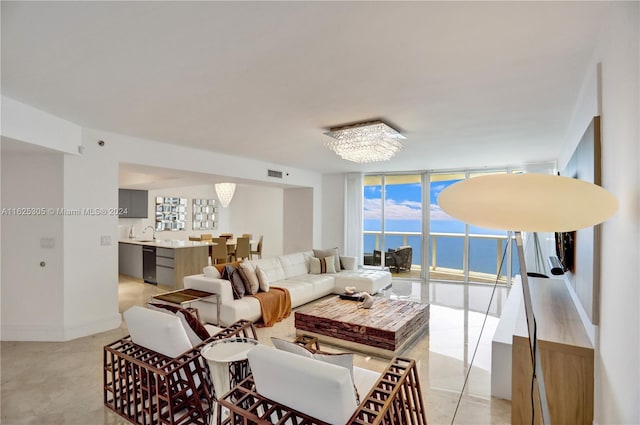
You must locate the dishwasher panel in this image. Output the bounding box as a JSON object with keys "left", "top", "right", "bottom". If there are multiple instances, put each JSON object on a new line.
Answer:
{"left": 142, "top": 245, "right": 157, "bottom": 284}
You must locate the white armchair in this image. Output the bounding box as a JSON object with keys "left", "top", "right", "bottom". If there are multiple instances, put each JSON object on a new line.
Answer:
{"left": 217, "top": 344, "right": 427, "bottom": 425}
{"left": 103, "top": 306, "right": 257, "bottom": 425}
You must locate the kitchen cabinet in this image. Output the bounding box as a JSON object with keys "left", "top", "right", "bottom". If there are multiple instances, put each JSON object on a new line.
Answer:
{"left": 156, "top": 247, "right": 175, "bottom": 287}
{"left": 118, "top": 243, "right": 142, "bottom": 278}
{"left": 119, "top": 189, "right": 148, "bottom": 218}
{"left": 119, "top": 241, "right": 208, "bottom": 289}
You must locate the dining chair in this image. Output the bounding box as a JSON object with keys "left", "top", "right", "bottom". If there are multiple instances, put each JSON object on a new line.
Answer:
{"left": 200, "top": 233, "right": 213, "bottom": 241}
{"left": 211, "top": 238, "right": 230, "bottom": 264}
{"left": 234, "top": 237, "right": 251, "bottom": 260}
{"left": 242, "top": 233, "right": 252, "bottom": 239}
{"left": 188, "top": 236, "right": 201, "bottom": 241}
{"left": 250, "top": 235, "right": 263, "bottom": 259}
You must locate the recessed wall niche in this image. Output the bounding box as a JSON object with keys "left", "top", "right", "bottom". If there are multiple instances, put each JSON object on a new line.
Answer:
{"left": 192, "top": 199, "right": 217, "bottom": 230}
{"left": 155, "top": 196, "right": 187, "bottom": 231}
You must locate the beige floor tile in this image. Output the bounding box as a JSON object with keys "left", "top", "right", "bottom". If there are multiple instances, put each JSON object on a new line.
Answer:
{"left": 1, "top": 276, "right": 512, "bottom": 425}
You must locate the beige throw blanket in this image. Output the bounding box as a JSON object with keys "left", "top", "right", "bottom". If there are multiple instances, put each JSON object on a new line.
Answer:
{"left": 251, "top": 287, "right": 291, "bottom": 327}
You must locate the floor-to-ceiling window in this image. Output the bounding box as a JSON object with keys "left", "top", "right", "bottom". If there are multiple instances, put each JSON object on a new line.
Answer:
{"left": 363, "top": 174, "right": 423, "bottom": 277}
{"left": 363, "top": 169, "right": 521, "bottom": 283}
{"left": 429, "top": 170, "right": 520, "bottom": 284}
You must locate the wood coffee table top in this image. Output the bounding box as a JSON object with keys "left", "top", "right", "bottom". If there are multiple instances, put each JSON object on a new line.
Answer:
{"left": 295, "top": 296, "right": 429, "bottom": 354}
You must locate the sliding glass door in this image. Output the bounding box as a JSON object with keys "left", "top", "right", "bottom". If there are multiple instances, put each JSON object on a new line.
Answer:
{"left": 429, "top": 173, "right": 466, "bottom": 281}
{"left": 363, "top": 174, "right": 423, "bottom": 277}
{"left": 429, "top": 171, "right": 519, "bottom": 284}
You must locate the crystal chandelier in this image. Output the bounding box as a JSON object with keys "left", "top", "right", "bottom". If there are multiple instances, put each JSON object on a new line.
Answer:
{"left": 325, "top": 120, "right": 405, "bottom": 163}
{"left": 215, "top": 182, "right": 236, "bottom": 208}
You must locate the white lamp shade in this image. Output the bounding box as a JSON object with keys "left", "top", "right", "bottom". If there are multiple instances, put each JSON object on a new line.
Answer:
{"left": 215, "top": 183, "right": 236, "bottom": 208}
{"left": 438, "top": 173, "right": 618, "bottom": 232}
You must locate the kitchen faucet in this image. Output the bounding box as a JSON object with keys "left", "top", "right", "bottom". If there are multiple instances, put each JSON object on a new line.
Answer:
{"left": 143, "top": 226, "right": 157, "bottom": 240}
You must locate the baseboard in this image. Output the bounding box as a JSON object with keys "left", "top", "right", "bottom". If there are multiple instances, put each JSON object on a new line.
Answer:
{"left": 64, "top": 313, "right": 122, "bottom": 341}
{"left": 1, "top": 313, "right": 121, "bottom": 342}
{"left": 1, "top": 323, "right": 66, "bottom": 341}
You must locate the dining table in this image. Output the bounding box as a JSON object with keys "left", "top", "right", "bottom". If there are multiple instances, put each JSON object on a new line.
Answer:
{"left": 192, "top": 238, "right": 255, "bottom": 246}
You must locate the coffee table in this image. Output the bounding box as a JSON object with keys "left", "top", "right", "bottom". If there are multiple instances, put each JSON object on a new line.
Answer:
{"left": 294, "top": 296, "right": 429, "bottom": 358}
{"left": 151, "top": 288, "right": 220, "bottom": 324}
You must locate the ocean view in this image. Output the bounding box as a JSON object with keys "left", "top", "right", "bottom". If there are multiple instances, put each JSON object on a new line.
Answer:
{"left": 363, "top": 177, "right": 521, "bottom": 278}
{"left": 364, "top": 232, "right": 519, "bottom": 276}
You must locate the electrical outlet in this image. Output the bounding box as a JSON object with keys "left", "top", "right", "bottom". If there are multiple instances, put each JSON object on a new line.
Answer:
{"left": 100, "top": 235, "right": 111, "bottom": 246}
{"left": 40, "top": 238, "right": 55, "bottom": 249}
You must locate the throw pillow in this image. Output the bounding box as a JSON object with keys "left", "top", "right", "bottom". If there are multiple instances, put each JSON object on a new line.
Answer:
{"left": 270, "top": 337, "right": 359, "bottom": 403}
{"left": 309, "top": 256, "right": 337, "bottom": 274}
{"left": 221, "top": 265, "right": 245, "bottom": 299}
{"left": 236, "top": 266, "right": 252, "bottom": 295}
{"left": 340, "top": 256, "right": 357, "bottom": 271}
{"left": 214, "top": 261, "right": 241, "bottom": 274}
{"left": 203, "top": 265, "right": 221, "bottom": 278}
{"left": 313, "top": 247, "right": 341, "bottom": 272}
{"left": 255, "top": 265, "right": 270, "bottom": 292}
{"left": 270, "top": 337, "right": 313, "bottom": 358}
{"left": 239, "top": 261, "right": 260, "bottom": 294}
{"left": 148, "top": 303, "right": 210, "bottom": 346}
{"left": 313, "top": 352, "right": 355, "bottom": 381}
{"left": 313, "top": 352, "right": 359, "bottom": 403}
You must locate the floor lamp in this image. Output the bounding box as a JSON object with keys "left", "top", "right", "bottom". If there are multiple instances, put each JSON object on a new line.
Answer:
{"left": 438, "top": 173, "right": 617, "bottom": 425}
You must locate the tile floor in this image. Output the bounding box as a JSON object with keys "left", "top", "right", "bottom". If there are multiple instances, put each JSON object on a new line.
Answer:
{"left": 1, "top": 276, "right": 511, "bottom": 425}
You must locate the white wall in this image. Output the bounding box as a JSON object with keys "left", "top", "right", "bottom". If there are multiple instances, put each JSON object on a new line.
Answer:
{"left": 118, "top": 183, "right": 285, "bottom": 256}
{"left": 1, "top": 97, "right": 81, "bottom": 155}
{"left": 283, "top": 187, "right": 313, "bottom": 254}
{"left": 119, "top": 184, "right": 220, "bottom": 240}
{"left": 62, "top": 137, "right": 122, "bottom": 339}
{"left": 0, "top": 101, "right": 323, "bottom": 341}
{"left": 561, "top": 3, "right": 639, "bottom": 423}
{"left": 1, "top": 152, "right": 66, "bottom": 340}
{"left": 594, "top": 3, "right": 639, "bottom": 423}
{"left": 321, "top": 173, "right": 346, "bottom": 252}
{"left": 229, "top": 185, "right": 284, "bottom": 256}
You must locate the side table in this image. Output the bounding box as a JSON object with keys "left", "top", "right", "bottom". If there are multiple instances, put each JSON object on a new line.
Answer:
{"left": 201, "top": 337, "right": 259, "bottom": 399}
{"left": 151, "top": 288, "right": 220, "bottom": 325}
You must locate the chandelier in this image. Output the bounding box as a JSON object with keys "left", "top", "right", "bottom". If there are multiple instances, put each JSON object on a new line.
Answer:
{"left": 325, "top": 120, "right": 405, "bottom": 163}
{"left": 215, "top": 183, "right": 236, "bottom": 208}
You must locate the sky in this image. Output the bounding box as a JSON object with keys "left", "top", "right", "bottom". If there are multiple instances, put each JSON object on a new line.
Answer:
{"left": 364, "top": 178, "right": 505, "bottom": 235}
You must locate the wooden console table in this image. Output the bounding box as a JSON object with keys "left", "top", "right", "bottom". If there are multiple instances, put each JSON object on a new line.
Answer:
{"left": 512, "top": 278, "right": 594, "bottom": 425}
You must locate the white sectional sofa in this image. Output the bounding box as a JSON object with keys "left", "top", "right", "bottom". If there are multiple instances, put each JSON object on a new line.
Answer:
{"left": 183, "top": 250, "right": 392, "bottom": 326}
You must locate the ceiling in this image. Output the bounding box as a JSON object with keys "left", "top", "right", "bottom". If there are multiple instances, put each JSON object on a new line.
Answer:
{"left": 1, "top": 1, "right": 606, "bottom": 174}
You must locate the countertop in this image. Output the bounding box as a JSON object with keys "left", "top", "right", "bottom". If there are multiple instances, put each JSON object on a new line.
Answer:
{"left": 119, "top": 239, "right": 212, "bottom": 249}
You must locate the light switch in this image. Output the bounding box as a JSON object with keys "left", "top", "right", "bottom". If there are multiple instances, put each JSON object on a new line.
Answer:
{"left": 100, "top": 235, "right": 112, "bottom": 246}
{"left": 40, "top": 238, "right": 55, "bottom": 249}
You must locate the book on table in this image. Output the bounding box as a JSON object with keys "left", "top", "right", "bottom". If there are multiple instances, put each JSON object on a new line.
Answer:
{"left": 339, "top": 292, "right": 364, "bottom": 301}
